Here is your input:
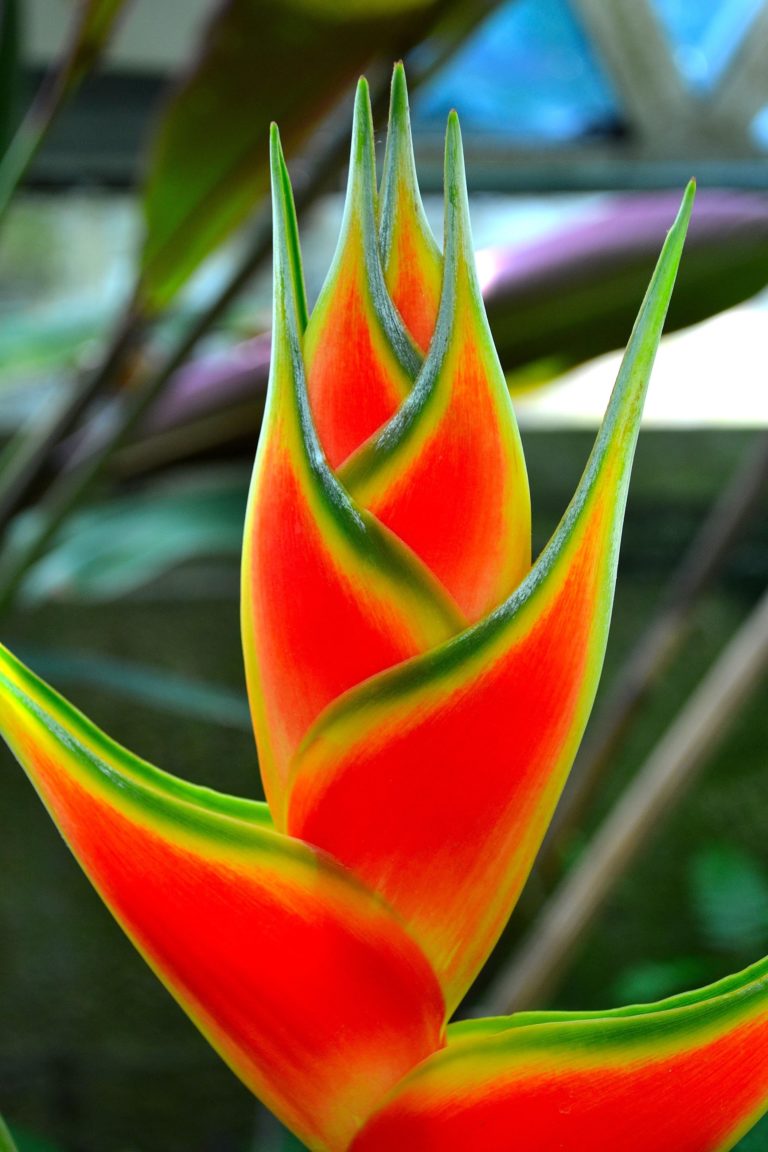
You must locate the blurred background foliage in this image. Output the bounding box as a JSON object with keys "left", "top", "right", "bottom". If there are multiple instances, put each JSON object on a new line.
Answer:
{"left": 0, "top": 1, "right": 767, "bottom": 1149}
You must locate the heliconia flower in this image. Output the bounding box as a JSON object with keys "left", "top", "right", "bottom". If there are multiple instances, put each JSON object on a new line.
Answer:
{"left": 1, "top": 63, "right": 767, "bottom": 1152}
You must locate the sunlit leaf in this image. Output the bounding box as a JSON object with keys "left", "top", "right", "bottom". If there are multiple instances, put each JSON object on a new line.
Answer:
{"left": 690, "top": 845, "right": 768, "bottom": 955}
{"left": 0, "top": 1113, "right": 19, "bottom": 1152}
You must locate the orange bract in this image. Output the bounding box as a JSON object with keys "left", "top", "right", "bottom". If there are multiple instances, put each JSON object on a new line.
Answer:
{"left": 2, "top": 62, "right": 767, "bottom": 1152}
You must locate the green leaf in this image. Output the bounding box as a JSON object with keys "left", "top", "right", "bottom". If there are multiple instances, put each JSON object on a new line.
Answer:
{"left": 611, "top": 957, "right": 714, "bottom": 1006}
{"left": 18, "top": 469, "right": 248, "bottom": 603}
{"left": 137, "top": 0, "right": 447, "bottom": 313}
{"left": 690, "top": 845, "right": 768, "bottom": 954}
{"left": 13, "top": 644, "right": 251, "bottom": 730}
{"left": 0, "top": 1, "right": 130, "bottom": 220}
{"left": 3, "top": 1126, "right": 61, "bottom": 1152}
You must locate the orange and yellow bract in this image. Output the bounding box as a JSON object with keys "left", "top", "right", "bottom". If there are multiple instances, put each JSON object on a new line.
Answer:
{"left": 1, "top": 64, "right": 767, "bottom": 1152}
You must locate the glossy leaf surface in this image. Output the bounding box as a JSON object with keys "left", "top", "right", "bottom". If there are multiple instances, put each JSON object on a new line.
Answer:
{"left": 354, "top": 959, "right": 768, "bottom": 1151}
{"left": 0, "top": 644, "right": 445, "bottom": 1152}
{"left": 288, "top": 183, "right": 695, "bottom": 1010}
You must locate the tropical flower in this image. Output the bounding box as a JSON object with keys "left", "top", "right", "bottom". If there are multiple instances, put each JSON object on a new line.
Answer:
{"left": 1, "top": 65, "right": 767, "bottom": 1152}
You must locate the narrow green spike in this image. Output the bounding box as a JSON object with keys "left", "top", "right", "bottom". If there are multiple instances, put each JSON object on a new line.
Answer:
{"left": 344, "top": 76, "right": 379, "bottom": 243}
{"left": 380, "top": 61, "right": 440, "bottom": 269}
{"left": 442, "top": 111, "right": 483, "bottom": 311}
{"left": 269, "top": 123, "right": 308, "bottom": 336}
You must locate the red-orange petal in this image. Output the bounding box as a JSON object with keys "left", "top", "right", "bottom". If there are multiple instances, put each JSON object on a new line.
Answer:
{"left": 242, "top": 124, "right": 464, "bottom": 825}
{"left": 379, "top": 62, "right": 442, "bottom": 353}
{"left": 303, "top": 78, "right": 421, "bottom": 469}
{"left": 0, "top": 644, "right": 446, "bottom": 1152}
{"left": 287, "top": 184, "right": 695, "bottom": 1012}
{"left": 339, "top": 112, "right": 530, "bottom": 621}
{"left": 353, "top": 959, "right": 768, "bottom": 1151}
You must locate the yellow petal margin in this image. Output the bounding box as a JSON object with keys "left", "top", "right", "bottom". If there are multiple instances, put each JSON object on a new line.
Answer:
{"left": 288, "top": 182, "right": 695, "bottom": 1013}
{"left": 340, "top": 112, "right": 530, "bottom": 620}
{"left": 241, "top": 123, "right": 465, "bottom": 824}
{"left": 303, "top": 78, "right": 421, "bottom": 469}
{"left": 353, "top": 957, "right": 768, "bottom": 1151}
{"left": 379, "top": 62, "right": 443, "bottom": 353}
{"left": 0, "top": 643, "right": 446, "bottom": 1152}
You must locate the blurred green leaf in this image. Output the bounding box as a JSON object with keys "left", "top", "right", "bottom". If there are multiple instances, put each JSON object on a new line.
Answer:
{"left": 18, "top": 468, "right": 248, "bottom": 604}
{"left": 3, "top": 1125, "right": 61, "bottom": 1152}
{"left": 0, "top": 304, "right": 111, "bottom": 379}
{"left": 138, "top": 0, "right": 449, "bottom": 313}
{"left": 0, "top": 0, "right": 131, "bottom": 222}
{"left": 690, "top": 845, "right": 768, "bottom": 954}
{"left": 0, "top": 0, "right": 20, "bottom": 156}
{"left": 15, "top": 643, "right": 251, "bottom": 729}
{"left": 60, "top": 0, "right": 131, "bottom": 94}
{"left": 610, "top": 956, "right": 713, "bottom": 1006}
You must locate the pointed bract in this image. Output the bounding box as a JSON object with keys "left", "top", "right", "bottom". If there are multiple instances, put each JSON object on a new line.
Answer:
{"left": 304, "top": 78, "right": 421, "bottom": 469}
{"left": 242, "top": 125, "right": 465, "bottom": 824}
{"left": 0, "top": 644, "right": 445, "bottom": 1152}
{"left": 353, "top": 959, "right": 768, "bottom": 1151}
{"left": 341, "top": 113, "right": 530, "bottom": 620}
{"left": 3, "top": 62, "right": 753, "bottom": 1152}
{"left": 287, "top": 184, "right": 695, "bottom": 1011}
{"left": 379, "top": 62, "right": 443, "bottom": 352}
